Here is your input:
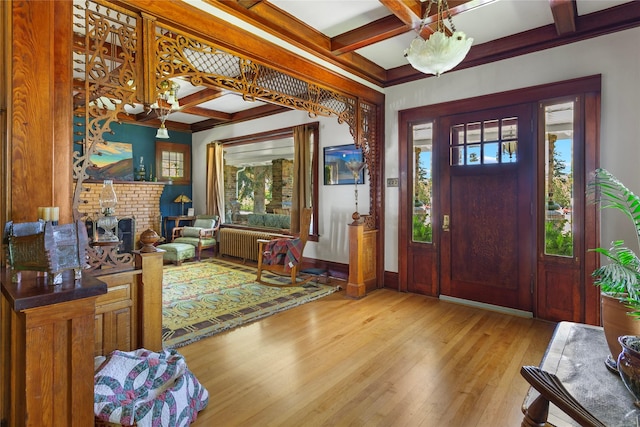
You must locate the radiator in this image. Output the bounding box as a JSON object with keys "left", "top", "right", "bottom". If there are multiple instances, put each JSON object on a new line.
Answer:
{"left": 219, "top": 228, "right": 285, "bottom": 261}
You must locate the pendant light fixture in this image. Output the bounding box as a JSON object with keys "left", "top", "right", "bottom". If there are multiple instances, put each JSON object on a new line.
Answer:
{"left": 404, "top": 0, "right": 473, "bottom": 77}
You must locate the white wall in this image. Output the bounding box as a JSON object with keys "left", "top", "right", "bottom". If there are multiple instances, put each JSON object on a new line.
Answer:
{"left": 191, "top": 110, "right": 369, "bottom": 263}
{"left": 384, "top": 27, "right": 640, "bottom": 273}
{"left": 191, "top": 27, "right": 640, "bottom": 274}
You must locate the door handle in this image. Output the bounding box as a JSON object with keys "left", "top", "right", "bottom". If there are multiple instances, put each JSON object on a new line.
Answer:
{"left": 442, "top": 215, "right": 450, "bottom": 232}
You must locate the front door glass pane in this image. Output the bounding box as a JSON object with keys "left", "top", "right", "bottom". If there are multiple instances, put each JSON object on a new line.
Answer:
{"left": 412, "top": 122, "right": 433, "bottom": 243}
{"left": 543, "top": 101, "right": 575, "bottom": 257}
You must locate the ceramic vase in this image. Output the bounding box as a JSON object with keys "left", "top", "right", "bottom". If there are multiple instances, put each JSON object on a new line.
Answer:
{"left": 602, "top": 293, "right": 640, "bottom": 371}
{"left": 617, "top": 335, "right": 640, "bottom": 407}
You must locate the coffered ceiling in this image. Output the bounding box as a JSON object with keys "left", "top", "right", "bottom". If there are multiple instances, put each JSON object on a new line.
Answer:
{"left": 103, "top": 0, "right": 640, "bottom": 133}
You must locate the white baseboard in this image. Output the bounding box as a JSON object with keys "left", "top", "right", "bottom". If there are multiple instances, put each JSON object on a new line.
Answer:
{"left": 439, "top": 295, "right": 533, "bottom": 318}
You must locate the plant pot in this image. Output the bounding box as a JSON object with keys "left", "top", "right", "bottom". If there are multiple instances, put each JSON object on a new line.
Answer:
{"left": 602, "top": 292, "right": 640, "bottom": 371}
{"left": 617, "top": 335, "right": 640, "bottom": 407}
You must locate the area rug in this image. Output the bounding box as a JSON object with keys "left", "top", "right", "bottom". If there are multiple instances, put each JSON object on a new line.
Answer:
{"left": 162, "top": 258, "right": 337, "bottom": 348}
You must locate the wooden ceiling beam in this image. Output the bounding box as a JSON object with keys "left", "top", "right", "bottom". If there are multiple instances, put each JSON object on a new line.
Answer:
{"left": 378, "top": 0, "right": 422, "bottom": 31}
{"left": 181, "top": 106, "right": 232, "bottom": 120}
{"left": 549, "top": 0, "right": 577, "bottom": 35}
{"left": 177, "top": 88, "right": 225, "bottom": 108}
{"left": 206, "top": 0, "right": 387, "bottom": 85}
{"left": 190, "top": 103, "right": 291, "bottom": 132}
{"left": 331, "top": 15, "right": 409, "bottom": 55}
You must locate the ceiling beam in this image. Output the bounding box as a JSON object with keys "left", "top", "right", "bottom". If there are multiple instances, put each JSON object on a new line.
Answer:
{"left": 177, "top": 88, "right": 225, "bottom": 108}
{"left": 331, "top": 15, "right": 409, "bottom": 55}
{"left": 379, "top": 0, "right": 492, "bottom": 39}
{"left": 549, "top": 0, "right": 577, "bottom": 35}
{"left": 207, "top": 0, "right": 387, "bottom": 86}
{"left": 190, "top": 103, "right": 291, "bottom": 132}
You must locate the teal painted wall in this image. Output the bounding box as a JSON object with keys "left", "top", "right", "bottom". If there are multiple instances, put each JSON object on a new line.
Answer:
{"left": 73, "top": 121, "right": 193, "bottom": 219}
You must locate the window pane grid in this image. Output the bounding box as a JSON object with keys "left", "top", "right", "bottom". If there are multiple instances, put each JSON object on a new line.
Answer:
{"left": 162, "top": 151, "right": 184, "bottom": 178}
{"left": 450, "top": 117, "right": 518, "bottom": 166}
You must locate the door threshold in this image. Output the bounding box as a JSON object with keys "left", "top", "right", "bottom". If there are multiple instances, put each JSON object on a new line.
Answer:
{"left": 439, "top": 295, "right": 533, "bottom": 318}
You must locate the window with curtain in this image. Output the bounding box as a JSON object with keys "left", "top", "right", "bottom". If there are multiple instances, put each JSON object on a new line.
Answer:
{"left": 216, "top": 123, "right": 319, "bottom": 238}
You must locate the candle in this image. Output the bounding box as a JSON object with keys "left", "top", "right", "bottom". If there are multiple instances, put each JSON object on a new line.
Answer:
{"left": 43, "top": 207, "right": 51, "bottom": 221}
{"left": 51, "top": 207, "right": 59, "bottom": 222}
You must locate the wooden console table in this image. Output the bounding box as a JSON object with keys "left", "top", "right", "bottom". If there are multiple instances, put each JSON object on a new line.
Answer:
{"left": 1, "top": 269, "right": 107, "bottom": 426}
{"left": 523, "top": 321, "right": 640, "bottom": 426}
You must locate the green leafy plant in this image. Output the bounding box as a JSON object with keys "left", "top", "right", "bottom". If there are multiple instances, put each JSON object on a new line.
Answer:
{"left": 544, "top": 220, "right": 573, "bottom": 256}
{"left": 412, "top": 214, "right": 432, "bottom": 243}
{"left": 590, "top": 168, "right": 640, "bottom": 317}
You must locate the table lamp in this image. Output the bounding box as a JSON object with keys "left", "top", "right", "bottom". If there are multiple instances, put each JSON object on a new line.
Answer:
{"left": 173, "top": 194, "right": 192, "bottom": 216}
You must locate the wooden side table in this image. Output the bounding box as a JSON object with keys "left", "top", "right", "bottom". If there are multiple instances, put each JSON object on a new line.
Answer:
{"left": 163, "top": 215, "right": 195, "bottom": 241}
{"left": 523, "top": 321, "right": 640, "bottom": 426}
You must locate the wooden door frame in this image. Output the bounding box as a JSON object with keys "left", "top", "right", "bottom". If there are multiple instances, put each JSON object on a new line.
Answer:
{"left": 398, "top": 75, "right": 601, "bottom": 323}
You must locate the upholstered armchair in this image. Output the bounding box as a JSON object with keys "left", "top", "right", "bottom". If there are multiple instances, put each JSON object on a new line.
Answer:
{"left": 171, "top": 215, "right": 220, "bottom": 261}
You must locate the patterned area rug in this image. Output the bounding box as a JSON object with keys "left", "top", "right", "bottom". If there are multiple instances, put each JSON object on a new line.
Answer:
{"left": 162, "top": 258, "right": 337, "bottom": 348}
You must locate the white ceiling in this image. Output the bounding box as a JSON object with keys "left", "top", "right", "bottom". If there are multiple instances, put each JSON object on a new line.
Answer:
{"left": 183, "top": 0, "right": 632, "bottom": 116}
{"left": 229, "top": 0, "right": 631, "bottom": 72}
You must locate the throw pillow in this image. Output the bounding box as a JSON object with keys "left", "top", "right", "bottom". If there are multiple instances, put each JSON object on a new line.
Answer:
{"left": 193, "top": 218, "right": 215, "bottom": 229}
{"left": 182, "top": 226, "right": 201, "bottom": 237}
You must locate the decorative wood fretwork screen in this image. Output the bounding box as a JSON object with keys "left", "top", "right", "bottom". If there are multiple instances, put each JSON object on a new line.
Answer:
{"left": 72, "top": 1, "right": 380, "bottom": 272}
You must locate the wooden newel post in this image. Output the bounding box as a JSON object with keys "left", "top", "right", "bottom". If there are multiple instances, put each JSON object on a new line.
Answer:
{"left": 347, "top": 222, "right": 377, "bottom": 299}
{"left": 134, "top": 249, "right": 164, "bottom": 352}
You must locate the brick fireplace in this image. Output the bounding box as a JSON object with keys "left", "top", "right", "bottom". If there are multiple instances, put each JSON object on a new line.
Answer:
{"left": 78, "top": 181, "right": 166, "bottom": 248}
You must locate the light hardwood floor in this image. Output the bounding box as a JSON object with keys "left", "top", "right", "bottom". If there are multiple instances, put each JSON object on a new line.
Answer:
{"left": 178, "top": 287, "right": 556, "bottom": 427}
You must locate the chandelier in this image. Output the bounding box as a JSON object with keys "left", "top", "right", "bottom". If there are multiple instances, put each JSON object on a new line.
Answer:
{"left": 404, "top": 0, "right": 473, "bottom": 77}
{"left": 149, "top": 80, "right": 180, "bottom": 139}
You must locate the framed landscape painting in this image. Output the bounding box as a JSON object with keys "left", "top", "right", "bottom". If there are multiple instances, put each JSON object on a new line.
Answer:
{"left": 323, "top": 144, "right": 365, "bottom": 185}
{"left": 87, "top": 141, "right": 134, "bottom": 181}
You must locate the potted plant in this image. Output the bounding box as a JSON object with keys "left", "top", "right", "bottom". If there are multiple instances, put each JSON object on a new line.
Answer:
{"left": 590, "top": 168, "right": 640, "bottom": 371}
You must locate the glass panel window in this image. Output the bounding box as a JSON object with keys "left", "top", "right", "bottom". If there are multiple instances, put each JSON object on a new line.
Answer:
{"left": 162, "top": 151, "right": 184, "bottom": 178}
{"left": 412, "top": 122, "right": 433, "bottom": 244}
{"left": 543, "top": 101, "right": 575, "bottom": 257}
{"left": 155, "top": 141, "right": 191, "bottom": 185}
{"left": 450, "top": 117, "right": 518, "bottom": 167}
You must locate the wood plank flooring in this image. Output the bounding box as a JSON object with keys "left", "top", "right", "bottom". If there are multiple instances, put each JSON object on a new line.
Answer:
{"left": 177, "top": 287, "right": 556, "bottom": 427}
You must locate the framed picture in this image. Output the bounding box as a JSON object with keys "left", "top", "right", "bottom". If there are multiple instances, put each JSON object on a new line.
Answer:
{"left": 323, "top": 144, "right": 365, "bottom": 185}
{"left": 88, "top": 141, "right": 134, "bottom": 181}
{"left": 187, "top": 207, "right": 195, "bottom": 216}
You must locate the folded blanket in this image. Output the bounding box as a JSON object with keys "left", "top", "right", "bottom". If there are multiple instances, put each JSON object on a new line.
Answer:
{"left": 94, "top": 348, "right": 208, "bottom": 427}
{"left": 263, "top": 237, "right": 303, "bottom": 271}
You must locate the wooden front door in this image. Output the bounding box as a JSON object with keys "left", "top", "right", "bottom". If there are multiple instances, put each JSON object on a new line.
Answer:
{"left": 438, "top": 104, "right": 534, "bottom": 311}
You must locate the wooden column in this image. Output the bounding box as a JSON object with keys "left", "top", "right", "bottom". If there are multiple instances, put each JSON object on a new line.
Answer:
{"left": 347, "top": 223, "right": 378, "bottom": 299}
{"left": 9, "top": 0, "right": 73, "bottom": 224}
{"left": 135, "top": 250, "right": 164, "bottom": 352}
{"left": 1, "top": 269, "right": 106, "bottom": 427}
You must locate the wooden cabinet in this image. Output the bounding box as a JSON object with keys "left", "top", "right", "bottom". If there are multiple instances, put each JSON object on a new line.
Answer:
{"left": 93, "top": 251, "right": 164, "bottom": 356}
{"left": 94, "top": 271, "right": 140, "bottom": 357}
{"left": 0, "top": 269, "right": 107, "bottom": 427}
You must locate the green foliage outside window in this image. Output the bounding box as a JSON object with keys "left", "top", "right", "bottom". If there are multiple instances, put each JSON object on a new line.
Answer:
{"left": 544, "top": 220, "right": 573, "bottom": 256}
{"left": 413, "top": 214, "right": 432, "bottom": 243}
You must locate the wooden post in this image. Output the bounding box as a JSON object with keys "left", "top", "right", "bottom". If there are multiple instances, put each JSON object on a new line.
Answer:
{"left": 347, "top": 223, "right": 377, "bottom": 299}
{"left": 134, "top": 250, "right": 164, "bottom": 351}
{"left": 1, "top": 269, "right": 106, "bottom": 427}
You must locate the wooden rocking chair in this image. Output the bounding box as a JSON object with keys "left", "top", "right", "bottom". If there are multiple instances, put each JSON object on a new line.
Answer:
{"left": 256, "top": 208, "right": 312, "bottom": 286}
